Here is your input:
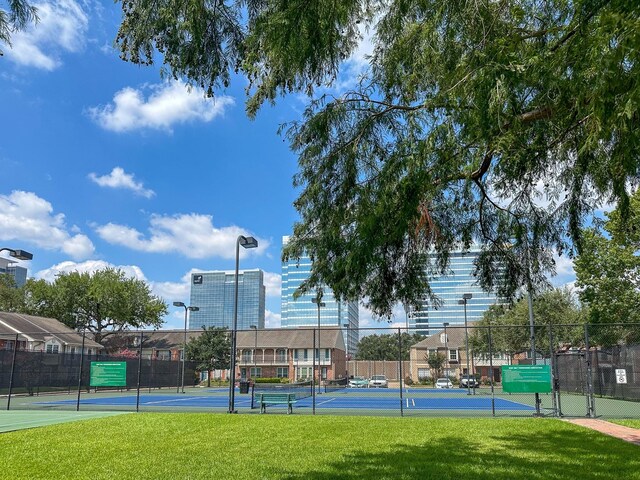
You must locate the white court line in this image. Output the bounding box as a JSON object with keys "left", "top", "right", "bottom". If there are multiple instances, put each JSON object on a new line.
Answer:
{"left": 316, "top": 397, "right": 337, "bottom": 407}
{"left": 412, "top": 399, "right": 415, "bottom": 407}
{"left": 143, "top": 396, "right": 204, "bottom": 405}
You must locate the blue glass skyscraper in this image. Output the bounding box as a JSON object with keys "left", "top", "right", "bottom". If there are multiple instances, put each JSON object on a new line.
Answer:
{"left": 0, "top": 258, "right": 27, "bottom": 288}
{"left": 188, "top": 269, "right": 265, "bottom": 330}
{"left": 408, "top": 246, "right": 506, "bottom": 335}
{"left": 281, "top": 236, "right": 359, "bottom": 356}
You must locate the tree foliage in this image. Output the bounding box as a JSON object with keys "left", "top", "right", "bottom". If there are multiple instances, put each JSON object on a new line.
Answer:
{"left": 21, "top": 268, "right": 167, "bottom": 344}
{"left": 185, "top": 327, "right": 231, "bottom": 386}
{"left": 0, "top": 0, "right": 38, "bottom": 55}
{"left": 426, "top": 352, "right": 446, "bottom": 380}
{"left": 355, "top": 332, "right": 423, "bottom": 361}
{"left": 114, "top": 0, "right": 640, "bottom": 317}
{"left": 469, "top": 288, "right": 585, "bottom": 356}
{"left": 574, "top": 188, "right": 640, "bottom": 326}
{"left": 0, "top": 273, "right": 22, "bottom": 311}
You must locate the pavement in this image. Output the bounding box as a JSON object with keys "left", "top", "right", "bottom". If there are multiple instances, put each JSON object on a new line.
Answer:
{"left": 565, "top": 419, "right": 640, "bottom": 446}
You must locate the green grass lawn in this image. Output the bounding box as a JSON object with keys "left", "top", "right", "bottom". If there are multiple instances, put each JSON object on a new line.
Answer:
{"left": 0, "top": 414, "right": 638, "bottom": 480}
{"left": 610, "top": 419, "right": 640, "bottom": 429}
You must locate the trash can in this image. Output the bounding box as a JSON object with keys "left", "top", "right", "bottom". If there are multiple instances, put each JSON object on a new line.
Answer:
{"left": 239, "top": 381, "right": 250, "bottom": 394}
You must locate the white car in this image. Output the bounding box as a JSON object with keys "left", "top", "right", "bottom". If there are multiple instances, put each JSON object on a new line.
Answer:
{"left": 435, "top": 378, "right": 453, "bottom": 389}
{"left": 368, "top": 375, "right": 388, "bottom": 388}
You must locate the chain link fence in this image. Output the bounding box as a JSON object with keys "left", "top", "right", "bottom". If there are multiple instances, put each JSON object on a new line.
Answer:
{"left": 1, "top": 324, "right": 637, "bottom": 417}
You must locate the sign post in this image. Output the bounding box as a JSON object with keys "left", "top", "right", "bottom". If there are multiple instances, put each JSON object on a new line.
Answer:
{"left": 90, "top": 361, "right": 127, "bottom": 387}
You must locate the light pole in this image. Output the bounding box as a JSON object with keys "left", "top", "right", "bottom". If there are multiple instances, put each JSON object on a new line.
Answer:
{"left": 228, "top": 235, "right": 258, "bottom": 414}
{"left": 343, "top": 322, "right": 350, "bottom": 379}
{"left": 173, "top": 302, "right": 199, "bottom": 393}
{"left": 523, "top": 239, "right": 542, "bottom": 416}
{"left": 458, "top": 293, "right": 472, "bottom": 395}
{"left": 443, "top": 322, "right": 449, "bottom": 378}
{"left": 0, "top": 248, "right": 33, "bottom": 260}
{"left": 250, "top": 325, "right": 257, "bottom": 379}
{"left": 311, "top": 288, "right": 325, "bottom": 394}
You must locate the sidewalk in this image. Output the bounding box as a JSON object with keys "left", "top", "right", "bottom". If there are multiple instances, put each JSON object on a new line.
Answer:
{"left": 564, "top": 419, "right": 640, "bottom": 446}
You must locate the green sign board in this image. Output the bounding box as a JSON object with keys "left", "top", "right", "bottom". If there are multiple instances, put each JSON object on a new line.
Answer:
{"left": 90, "top": 361, "right": 127, "bottom": 387}
{"left": 501, "top": 365, "right": 552, "bottom": 393}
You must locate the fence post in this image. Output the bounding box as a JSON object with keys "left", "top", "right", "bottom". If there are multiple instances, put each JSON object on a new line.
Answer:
{"left": 312, "top": 328, "right": 316, "bottom": 415}
{"left": 487, "top": 326, "right": 495, "bottom": 416}
{"left": 76, "top": 329, "right": 86, "bottom": 412}
{"left": 584, "top": 325, "right": 596, "bottom": 417}
{"left": 549, "top": 324, "right": 559, "bottom": 417}
{"left": 136, "top": 331, "right": 143, "bottom": 413}
{"left": 398, "top": 329, "right": 404, "bottom": 417}
{"left": 6, "top": 334, "right": 19, "bottom": 411}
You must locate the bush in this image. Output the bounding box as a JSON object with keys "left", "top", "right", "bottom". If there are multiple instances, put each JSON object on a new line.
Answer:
{"left": 404, "top": 376, "right": 414, "bottom": 386}
{"left": 253, "top": 378, "right": 282, "bottom": 384}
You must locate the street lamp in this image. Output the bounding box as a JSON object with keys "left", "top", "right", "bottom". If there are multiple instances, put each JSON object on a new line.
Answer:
{"left": 443, "top": 322, "right": 449, "bottom": 378}
{"left": 0, "top": 248, "right": 33, "bottom": 260}
{"left": 312, "top": 288, "right": 325, "bottom": 394}
{"left": 250, "top": 325, "right": 257, "bottom": 379}
{"left": 173, "top": 302, "right": 199, "bottom": 393}
{"left": 228, "top": 235, "right": 258, "bottom": 414}
{"left": 458, "top": 293, "right": 472, "bottom": 395}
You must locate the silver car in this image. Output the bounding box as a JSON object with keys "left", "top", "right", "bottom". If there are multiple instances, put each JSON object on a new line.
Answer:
{"left": 368, "top": 375, "right": 388, "bottom": 388}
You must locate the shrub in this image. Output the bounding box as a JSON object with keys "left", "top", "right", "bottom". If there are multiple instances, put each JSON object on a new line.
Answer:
{"left": 404, "top": 376, "right": 414, "bottom": 386}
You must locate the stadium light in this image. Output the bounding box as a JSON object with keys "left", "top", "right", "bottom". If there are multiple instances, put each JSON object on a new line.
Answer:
{"left": 312, "top": 288, "right": 325, "bottom": 395}
{"left": 173, "top": 302, "right": 199, "bottom": 394}
{"left": 458, "top": 293, "right": 472, "bottom": 395}
{"left": 229, "top": 235, "right": 258, "bottom": 413}
{"left": 0, "top": 248, "right": 33, "bottom": 260}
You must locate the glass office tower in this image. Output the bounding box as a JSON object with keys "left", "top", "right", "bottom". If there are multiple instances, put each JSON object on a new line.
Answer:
{"left": 188, "top": 269, "right": 265, "bottom": 330}
{"left": 408, "top": 246, "right": 506, "bottom": 335}
{"left": 281, "top": 236, "right": 359, "bottom": 356}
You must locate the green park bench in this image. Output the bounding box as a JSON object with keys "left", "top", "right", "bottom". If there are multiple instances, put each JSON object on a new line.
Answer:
{"left": 256, "top": 392, "right": 297, "bottom": 414}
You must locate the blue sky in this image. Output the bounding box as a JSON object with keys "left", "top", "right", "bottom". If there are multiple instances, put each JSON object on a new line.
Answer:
{"left": 1, "top": 1, "right": 578, "bottom": 330}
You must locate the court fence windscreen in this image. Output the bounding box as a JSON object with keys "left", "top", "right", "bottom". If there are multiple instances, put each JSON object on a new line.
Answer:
{"left": 0, "top": 324, "right": 638, "bottom": 418}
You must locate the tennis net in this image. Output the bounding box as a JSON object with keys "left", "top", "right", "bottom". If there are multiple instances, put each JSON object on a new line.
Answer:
{"left": 324, "top": 378, "right": 348, "bottom": 393}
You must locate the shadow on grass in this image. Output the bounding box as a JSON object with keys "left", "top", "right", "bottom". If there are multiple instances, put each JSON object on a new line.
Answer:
{"left": 278, "top": 426, "right": 640, "bottom": 480}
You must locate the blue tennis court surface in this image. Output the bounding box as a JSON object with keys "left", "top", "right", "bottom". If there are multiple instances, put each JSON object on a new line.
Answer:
{"left": 38, "top": 391, "right": 533, "bottom": 411}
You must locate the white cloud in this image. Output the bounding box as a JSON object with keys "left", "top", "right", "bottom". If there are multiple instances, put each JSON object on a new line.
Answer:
{"left": 265, "top": 310, "right": 281, "bottom": 329}
{"left": 88, "top": 80, "right": 235, "bottom": 132}
{"left": 5, "top": 0, "right": 88, "bottom": 70}
{"left": 35, "top": 260, "right": 146, "bottom": 283}
{"left": 263, "top": 272, "right": 281, "bottom": 298}
{"left": 88, "top": 167, "right": 155, "bottom": 198}
{"left": 95, "top": 213, "right": 269, "bottom": 260}
{"left": 0, "top": 191, "right": 94, "bottom": 260}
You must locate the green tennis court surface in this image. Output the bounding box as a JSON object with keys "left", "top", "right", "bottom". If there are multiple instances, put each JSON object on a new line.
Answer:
{"left": 0, "top": 411, "right": 129, "bottom": 433}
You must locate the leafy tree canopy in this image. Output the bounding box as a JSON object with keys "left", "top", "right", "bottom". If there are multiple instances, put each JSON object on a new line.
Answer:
{"left": 469, "top": 288, "right": 585, "bottom": 355}
{"left": 0, "top": 0, "right": 37, "bottom": 55}
{"left": 7, "top": 1, "right": 639, "bottom": 317}
{"left": 355, "top": 332, "right": 423, "bottom": 360}
{"left": 0, "top": 273, "right": 22, "bottom": 312}
{"left": 21, "top": 268, "right": 167, "bottom": 344}
{"left": 574, "top": 188, "right": 640, "bottom": 340}
{"left": 185, "top": 327, "right": 231, "bottom": 386}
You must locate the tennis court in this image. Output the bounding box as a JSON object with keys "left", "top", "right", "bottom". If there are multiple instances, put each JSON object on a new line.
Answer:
{"left": 28, "top": 386, "right": 533, "bottom": 413}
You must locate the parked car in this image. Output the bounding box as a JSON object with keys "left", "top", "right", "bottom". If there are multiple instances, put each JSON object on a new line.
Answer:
{"left": 435, "top": 378, "right": 453, "bottom": 389}
{"left": 369, "top": 375, "right": 389, "bottom": 388}
{"left": 348, "top": 376, "right": 369, "bottom": 388}
{"left": 459, "top": 375, "right": 479, "bottom": 388}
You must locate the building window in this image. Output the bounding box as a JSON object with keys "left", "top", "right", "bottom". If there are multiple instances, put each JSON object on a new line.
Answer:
{"left": 276, "top": 349, "right": 286, "bottom": 362}
{"left": 46, "top": 344, "right": 59, "bottom": 354}
{"left": 324, "top": 348, "right": 330, "bottom": 360}
{"left": 296, "top": 366, "right": 312, "bottom": 380}
{"left": 449, "top": 350, "right": 458, "bottom": 361}
{"left": 276, "top": 367, "right": 288, "bottom": 378}
{"left": 321, "top": 367, "right": 327, "bottom": 380}
{"left": 417, "top": 368, "right": 430, "bottom": 380}
{"left": 303, "top": 349, "right": 308, "bottom": 361}
{"left": 242, "top": 350, "right": 252, "bottom": 362}
{"left": 293, "top": 349, "right": 298, "bottom": 360}
{"left": 250, "top": 367, "right": 262, "bottom": 378}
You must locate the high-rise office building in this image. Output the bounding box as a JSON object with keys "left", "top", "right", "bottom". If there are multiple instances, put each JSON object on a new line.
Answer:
{"left": 281, "top": 236, "right": 359, "bottom": 356}
{"left": 407, "top": 246, "right": 506, "bottom": 335}
{"left": 188, "top": 269, "right": 265, "bottom": 330}
{"left": 0, "top": 258, "right": 27, "bottom": 288}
